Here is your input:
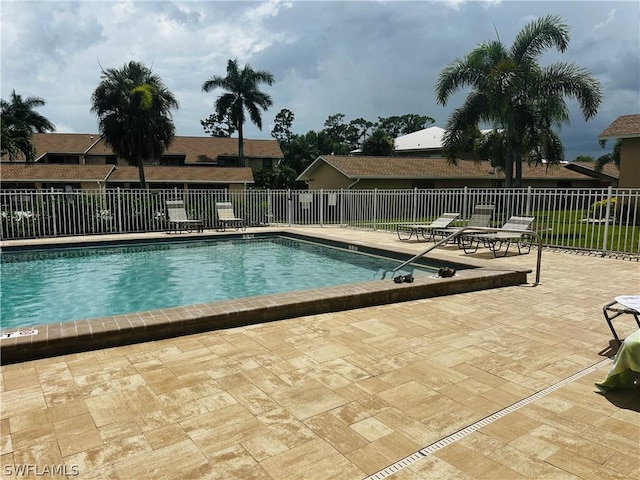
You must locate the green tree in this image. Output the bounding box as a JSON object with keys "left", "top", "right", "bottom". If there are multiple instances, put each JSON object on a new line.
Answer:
{"left": 361, "top": 129, "right": 394, "bottom": 156}
{"left": 573, "top": 155, "right": 595, "bottom": 163}
{"left": 349, "top": 117, "right": 375, "bottom": 148}
{"left": 595, "top": 138, "right": 621, "bottom": 172}
{"left": 435, "top": 14, "right": 602, "bottom": 187}
{"left": 271, "top": 108, "right": 295, "bottom": 145}
{"left": 201, "top": 109, "right": 236, "bottom": 137}
{"left": 377, "top": 114, "right": 434, "bottom": 138}
{"left": 202, "top": 59, "right": 274, "bottom": 167}
{"left": 91, "top": 61, "right": 178, "bottom": 188}
{"left": 1, "top": 90, "right": 56, "bottom": 162}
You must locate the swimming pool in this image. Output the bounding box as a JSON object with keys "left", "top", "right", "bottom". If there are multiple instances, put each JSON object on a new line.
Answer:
{"left": 1, "top": 236, "right": 434, "bottom": 329}
{"left": 0, "top": 230, "right": 530, "bottom": 364}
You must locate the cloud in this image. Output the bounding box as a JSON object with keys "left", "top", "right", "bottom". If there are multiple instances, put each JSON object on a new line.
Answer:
{"left": 1, "top": 0, "right": 638, "bottom": 162}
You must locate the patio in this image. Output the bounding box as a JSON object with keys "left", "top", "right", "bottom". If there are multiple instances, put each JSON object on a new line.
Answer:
{"left": 1, "top": 226, "right": 638, "bottom": 479}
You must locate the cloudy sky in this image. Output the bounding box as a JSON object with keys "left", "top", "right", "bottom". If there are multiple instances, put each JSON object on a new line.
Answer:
{"left": 2, "top": 0, "right": 638, "bottom": 161}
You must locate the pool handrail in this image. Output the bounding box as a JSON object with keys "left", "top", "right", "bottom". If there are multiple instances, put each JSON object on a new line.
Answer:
{"left": 389, "top": 226, "right": 543, "bottom": 286}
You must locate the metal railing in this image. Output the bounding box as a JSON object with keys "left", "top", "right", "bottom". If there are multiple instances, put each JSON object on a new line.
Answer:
{"left": 1, "top": 187, "right": 638, "bottom": 257}
{"left": 388, "top": 226, "right": 544, "bottom": 286}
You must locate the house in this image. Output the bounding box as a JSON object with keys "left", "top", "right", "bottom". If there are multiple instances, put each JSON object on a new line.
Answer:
{"left": 296, "top": 155, "right": 616, "bottom": 190}
{"left": 598, "top": 114, "right": 640, "bottom": 188}
{"left": 0, "top": 133, "right": 282, "bottom": 190}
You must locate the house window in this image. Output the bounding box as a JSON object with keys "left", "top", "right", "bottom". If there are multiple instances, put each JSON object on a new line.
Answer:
{"left": 262, "top": 159, "right": 273, "bottom": 169}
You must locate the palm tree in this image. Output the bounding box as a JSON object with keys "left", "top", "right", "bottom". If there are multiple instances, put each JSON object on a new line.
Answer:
{"left": 1, "top": 90, "right": 56, "bottom": 162}
{"left": 91, "top": 61, "right": 179, "bottom": 188}
{"left": 202, "top": 59, "right": 274, "bottom": 167}
{"left": 435, "top": 14, "right": 602, "bottom": 187}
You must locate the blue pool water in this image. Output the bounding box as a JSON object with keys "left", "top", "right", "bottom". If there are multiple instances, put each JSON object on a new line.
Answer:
{"left": 1, "top": 237, "right": 430, "bottom": 329}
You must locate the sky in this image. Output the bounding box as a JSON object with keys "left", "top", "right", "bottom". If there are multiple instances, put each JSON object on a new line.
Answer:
{"left": 1, "top": 0, "right": 639, "bottom": 161}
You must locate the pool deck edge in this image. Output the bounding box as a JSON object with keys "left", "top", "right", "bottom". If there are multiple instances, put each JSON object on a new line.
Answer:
{"left": 0, "top": 267, "right": 528, "bottom": 364}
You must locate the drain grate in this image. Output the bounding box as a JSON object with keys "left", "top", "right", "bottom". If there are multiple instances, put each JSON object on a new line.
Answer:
{"left": 364, "top": 358, "right": 611, "bottom": 480}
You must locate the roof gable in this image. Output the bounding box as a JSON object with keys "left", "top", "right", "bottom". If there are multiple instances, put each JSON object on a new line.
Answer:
{"left": 599, "top": 114, "right": 640, "bottom": 139}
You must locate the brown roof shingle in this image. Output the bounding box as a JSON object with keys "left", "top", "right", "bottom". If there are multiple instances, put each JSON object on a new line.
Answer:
{"left": 1, "top": 163, "right": 114, "bottom": 182}
{"left": 0, "top": 164, "right": 253, "bottom": 184}
{"left": 30, "top": 133, "right": 283, "bottom": 164}
{"left": 107, "top": 166, "right": 254, "bottom": 184}
{"left": 598, "top": 114, "right": 640, "bottom": 139}
{"left": 308, "top": 155, "right": 598, "bottom": 180}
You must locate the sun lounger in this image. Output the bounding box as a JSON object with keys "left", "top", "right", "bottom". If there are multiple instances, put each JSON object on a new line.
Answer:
{"left": 397, "top": 212, "right": 460, "bottom": 242}
{"left": 437, "top": 204, "right": 495, "bottom": 244}
{"left": 602, "top": 295, "right": 640, "bottom": 346}
{"left": 461, "top": 215, "right": 535, "bottom": 256}
{"left": 166, "top": 200, "right": 204, "bottom": 233}
{"left": 216, "top": 202, "right": 245, "bottom": 231}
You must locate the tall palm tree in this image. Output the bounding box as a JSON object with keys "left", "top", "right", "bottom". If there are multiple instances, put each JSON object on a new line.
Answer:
{"left": 91, "top": 61, "right": 179, "bottom": 188}
{"left": 202, "top": 59, "right": 274, "bottom": 167}
{"left": 435, "top": 14, "right": 602, "bottom": 187}
{"left": 1, "top": 90, "right": 56, "bottom": 161}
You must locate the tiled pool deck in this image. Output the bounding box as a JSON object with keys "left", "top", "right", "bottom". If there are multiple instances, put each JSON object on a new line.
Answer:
{"left": 1, "top": 226, "right": 639, "bottom": 479}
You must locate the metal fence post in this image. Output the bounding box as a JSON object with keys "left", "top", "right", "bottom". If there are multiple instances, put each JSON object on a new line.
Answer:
{"left": 116, "top": 187, "right": 122, "bottom": 233}
{"left": 413, "top": 187, "right": 418, "bottom": 224}
{"left": 319, "top": 188, "right": 324, "bottom": 227}
{"left": 525, "top": 186, "right": 532, "bottom": 216}
{"left": 373, "top": 188, "right": 378, "bottom": 231}
{"left": 601, "top": 186, "right": 613, "bottom": 255}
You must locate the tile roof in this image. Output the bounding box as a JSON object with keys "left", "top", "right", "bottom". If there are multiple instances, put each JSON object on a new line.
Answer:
{"left": 106, "top": 166, "right": 254, "bottom": 184}
{"left": 1, "top": 163, "right": 114, "bottom": 182}
{"left": 567, "top": 161, "right": 619, "bottom": 179}
{"left": 301, "top": 155, "right": 601, "bottom": 181}
{"left": 31, "top": 133, "right": 283, "bottom": 163}
{"left": 598, "top": 114, "right": 640, "bottom": 139}
{"left": 0, "top": 164, "right": 253, "bottom": 184}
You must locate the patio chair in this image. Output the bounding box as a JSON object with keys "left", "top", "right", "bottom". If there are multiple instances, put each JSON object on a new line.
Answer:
{"left": 165, "top": 200, "right": 204, "bottom": 233}
{"left": 437, "top": 204, "right": 495, "bottom": 244}
{"left": 602, "top": 295, "right": 640, "bottom": 346}
{"left": 216, "top": 202, "right": 245, "bottom": 231}
{"left": 396, "top": 212, "right": 460, "bottom": 242}
{"left": 461, "top": 215, "right": 535, "bottom": 257}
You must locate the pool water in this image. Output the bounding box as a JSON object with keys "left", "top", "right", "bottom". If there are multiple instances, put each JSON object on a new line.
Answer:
{"left": 1, "top": 237, "right": 431, "bottom": 329}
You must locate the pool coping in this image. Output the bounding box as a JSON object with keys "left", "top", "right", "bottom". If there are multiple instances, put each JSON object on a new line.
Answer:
{"left": 0, "top": 230, "right": 531, "bottom": 364}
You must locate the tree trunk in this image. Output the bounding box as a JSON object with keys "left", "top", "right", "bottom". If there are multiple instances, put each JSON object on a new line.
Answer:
{"left": 504, "top": 148, "right": 514, "bottom": 188}
{"left": 514, "top": 143, "right": 523, "bottom": 188}
{"left": 238, "top": 121, "right": 245, "bottom": 168}
{"left": 137, "top": 152, "right": 147, "bottom": 189}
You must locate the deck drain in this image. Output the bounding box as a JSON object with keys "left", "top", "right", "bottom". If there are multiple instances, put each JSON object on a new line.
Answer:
{"left": 364, "top": 358, "right": 611, "bottom": 480}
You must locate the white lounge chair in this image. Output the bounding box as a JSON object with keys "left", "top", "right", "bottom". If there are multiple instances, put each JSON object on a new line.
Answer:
{"left": 166, "top": 200, "right": 204, "bottom": 233}
{"left": 396, "top": 212, "right": 460, "bottom": 242}
{"left": 216, "top": 202, "right": 245, "bottom": 231}
{"left": 437, "top": 204, "right": 495, "bottom": 245}
{"left": 462, "top": 215, "right": 535, "bottom": 256}
{"left": 602, "top": 295, "right": 640, "bottom": 346}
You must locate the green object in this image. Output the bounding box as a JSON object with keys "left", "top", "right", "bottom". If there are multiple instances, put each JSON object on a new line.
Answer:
{"left": 596, "top": 329, "right": 640, "bottom": 392}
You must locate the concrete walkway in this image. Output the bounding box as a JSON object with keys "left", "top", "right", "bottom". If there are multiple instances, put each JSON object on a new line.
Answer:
{"left": 1, "top": 227, "right": 638, "bottom": 479}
